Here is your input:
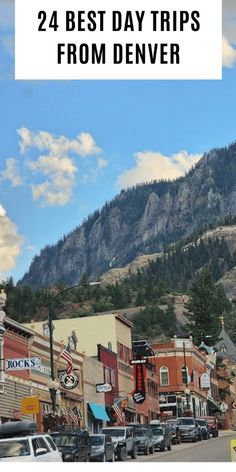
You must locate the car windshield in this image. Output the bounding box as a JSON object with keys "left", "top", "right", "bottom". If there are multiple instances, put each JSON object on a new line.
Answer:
{"left": 197, "top": 420, "right": 206, "bottom": 426}
{"left": 152, "top": 428, "right": 164, "bottom": 435}
{"left": 135, "top": 429, "right": 147, "bottom": 437}
{"left": 177, "top": 419, "right": 195, "bottom": 425}
{"left": 0, "top": 440, "right": 30, "bottom": 458}
{"left": 89, "top": 436, "right": 104, "bottom": 446}
{"left": 51, "top": 434, "right": 77, "bottom": 448}
{"left": 102, "top": 429, "right": 125, "bottom": 437}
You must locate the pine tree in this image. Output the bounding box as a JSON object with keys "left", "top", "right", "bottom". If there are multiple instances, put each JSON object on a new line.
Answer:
{"left": 185, "top": 268, "right": 220, "bottom": 344}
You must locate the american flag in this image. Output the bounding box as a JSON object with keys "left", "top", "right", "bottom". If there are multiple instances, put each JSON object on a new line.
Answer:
{"left": 112, "top": 401, "right": 124, "bottom": 423}
{"left": 69, "top": 409, "right": 79, "bottom": 425}
{"left": 61, "top": 343, "right": 73, "bottom": 373}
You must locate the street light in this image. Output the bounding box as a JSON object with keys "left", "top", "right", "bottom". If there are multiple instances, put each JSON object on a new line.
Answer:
{"left": 47, "top": 281, "right": 101, "bottom": 413}
{"left": 182, "top": 338, "right": 192, "bottom": 412}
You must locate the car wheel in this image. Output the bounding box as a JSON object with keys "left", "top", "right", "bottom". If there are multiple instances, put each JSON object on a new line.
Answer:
{"left": 118, "top": 447, "right": 128, "bottom": 461}
{"left": 131, "top": 445, "right": 138, "bottom": 459}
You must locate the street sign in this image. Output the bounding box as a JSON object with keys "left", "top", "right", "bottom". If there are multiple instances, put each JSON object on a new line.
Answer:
{"left": 22, "top": 397, "right": 40, "bottom": 415}
{"left": 96, "top": 383, "right": 112, "bottom": 393}
{"left": 5, "top": 357, "right": 41, "bottom": 371}
{"left": 130, "top": 359, "right": 147, "bottom": 365}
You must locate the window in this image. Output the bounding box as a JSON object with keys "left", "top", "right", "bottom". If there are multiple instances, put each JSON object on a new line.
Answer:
{"left": 32, "top": 437, "right": 50, "bottom": 455}
{"left": 160, "top": 366, "right": 169, "bottom": 386}
{"left": 110, "top": 370, "right": 116, "bottom": 387}
{"left": 45, "top": 436, "right": 57, "bottom": 451}
{"left": 104, "top": 367, "right": 111, "bottom": 384}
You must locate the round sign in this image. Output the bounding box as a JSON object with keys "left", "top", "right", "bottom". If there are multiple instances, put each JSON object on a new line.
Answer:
{"left": 59, "top": 371, "right": 79, "bottom": 390}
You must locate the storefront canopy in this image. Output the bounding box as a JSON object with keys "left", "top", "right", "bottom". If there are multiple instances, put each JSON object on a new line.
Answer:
{"left": 207, "top": 398, "right": 221, "bottom": 413}
{"left": 88, "top": 402, "right": 110, "bottom": 421}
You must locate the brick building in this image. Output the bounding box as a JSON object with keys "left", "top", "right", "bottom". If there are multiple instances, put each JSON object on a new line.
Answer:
{"left": 152, "top": 336, "right": 209, "bottom": 419}
{"left": 0, "top": 318, "right": 34, "bottom": 423}
{"left": 97, "top": 344, "right": 119, "bottom": 423}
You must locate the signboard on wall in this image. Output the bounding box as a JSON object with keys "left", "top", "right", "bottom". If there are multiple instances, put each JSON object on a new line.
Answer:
{"left": 22, "top": 397, "right": 40, "bottom": 415}
{"left": 5, "top": 357, "right": 41, "bottom": 371}
{"left": 200, "top": 373, "right": 210, "bottom": 389}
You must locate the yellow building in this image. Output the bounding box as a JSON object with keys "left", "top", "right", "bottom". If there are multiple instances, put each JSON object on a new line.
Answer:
{"left": 26, "top": 313, "right": 136, "bottom": 421}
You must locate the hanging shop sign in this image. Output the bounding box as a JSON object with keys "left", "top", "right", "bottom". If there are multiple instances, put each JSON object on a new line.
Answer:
{"left": 200, "top": 373, "right": 211, "bottom": 389}
{"left": 130, "top": 359, "right": 147, "bottom": 365}
{"left": 5, "top": 357, "right": 41, "bottom": 371}
{"left": 59, "top": 371, "right": 79, "bottom": 390}
{"left": 132, "top": 361, "right": 146, "bottom": 404}
{"left": 96, "top": 383, "right": 112, "bottom": 393}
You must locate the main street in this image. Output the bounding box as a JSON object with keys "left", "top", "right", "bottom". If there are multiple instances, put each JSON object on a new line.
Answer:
{"left": 130, "top": 431, "right": 235, "bottom": 462}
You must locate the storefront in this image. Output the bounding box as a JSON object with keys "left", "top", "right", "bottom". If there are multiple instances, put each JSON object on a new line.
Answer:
{"left": 87, "top": 402, "right": 110, "bottom": 432}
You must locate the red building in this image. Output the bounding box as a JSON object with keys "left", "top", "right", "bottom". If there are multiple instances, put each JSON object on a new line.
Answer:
{"left": 152, "top": 336, "right": 209, "bottom": 419}
{"left": 97, "top": 343, "right": 119, "bottom": 423}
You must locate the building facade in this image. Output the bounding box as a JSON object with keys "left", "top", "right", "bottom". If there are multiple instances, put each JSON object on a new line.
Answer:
{"left": 152, "top": 336, "right": 209, "bottom": 419}
{"left": 83, "top": 356, "right": 109, "bottom": 432}
{"left": 27, "top": 313, "right": 137, "bottom": 422}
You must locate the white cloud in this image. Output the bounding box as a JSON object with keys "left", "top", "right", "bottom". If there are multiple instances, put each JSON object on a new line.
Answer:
{"left": 17, "top": 128, "right": 101, "bottom": 157}
{"left": 222, "top": 37, "right": 236, "bottom": 67}
{"left": 0, "top": 205, "right": 23, "bottom": 273}
{"left": 1, "top": 158, "right": 23, "bottom": 186}
{"left": 0, "top": 205, "right": 6, "bottom": 217}
{"left": 17, "top": 128, "right": 102, "bottom": 207}
{"left": 117, "top": 150, "right": 201, "bottom": 189}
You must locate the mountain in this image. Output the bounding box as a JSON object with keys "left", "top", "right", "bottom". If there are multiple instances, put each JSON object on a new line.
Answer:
{"left": 19, "top": 141, "right": 236, "bottom": 289}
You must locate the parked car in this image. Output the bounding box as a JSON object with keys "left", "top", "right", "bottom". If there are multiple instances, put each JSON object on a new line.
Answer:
{"left": 201, "top": 416, "right": 219, "bottom": 438}
{"left": 101, "top": 426, "right": 138, "bottom": 461}
{"left": 134, "top": 427, "right": 154, "bottom": 455}
{"left": 166, "top": 423, "right": 181, "bottom": 445}
{"left": 89, "top": 434, "right": 115, "bottom": 462}
{"left": 51, "top": 426, "right": 91, "bottom": 462}
{"left": 196, "top": 419, "right": 210, "bottom": 440}
{"left": 149, "top": 425, "right": 172, "bottom": 451}
{"left": 176, "top": 417, "right": 199, "bottom": 442}
{"left": 0, "top": 421, "right": 62, "bottom": 462}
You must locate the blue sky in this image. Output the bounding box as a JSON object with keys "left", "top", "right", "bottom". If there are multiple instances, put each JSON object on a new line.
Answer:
{"left": 0, "top": 0, "right": 236, "bottom": 283}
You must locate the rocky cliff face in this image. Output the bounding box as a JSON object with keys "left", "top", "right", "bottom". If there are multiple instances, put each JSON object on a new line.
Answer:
{"left": 19, "top": 142, "right": 236, "bottom": 288}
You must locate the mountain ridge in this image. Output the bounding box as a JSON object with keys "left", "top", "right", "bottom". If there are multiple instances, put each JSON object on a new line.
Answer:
{"left": 18, "top": 141, "right": 236, "bottom": 288}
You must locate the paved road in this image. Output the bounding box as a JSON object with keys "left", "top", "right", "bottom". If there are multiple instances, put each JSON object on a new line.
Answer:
{"left": 131, "top": 431, "right": 236, "bottom": 462}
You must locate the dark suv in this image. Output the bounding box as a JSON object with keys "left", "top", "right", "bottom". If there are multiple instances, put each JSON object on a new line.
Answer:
{"left": 196, "top": 419, "right": 210, "bottom": 440}
{"left": 51, "top": 427, "right": 91, "bottom": 462}
{"left": 176, "top": 417, "right": 199, "bottom": 443}
{"left": 201, "top": 416, "right": 219, "bottom": 438}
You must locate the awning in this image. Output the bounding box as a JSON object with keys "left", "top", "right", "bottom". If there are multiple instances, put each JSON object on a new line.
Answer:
{"left": 207, "top": 398, "right": 220, "bottom": 413}
{"left": 88, "top": 402, "right": 110, "bottom": 421}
